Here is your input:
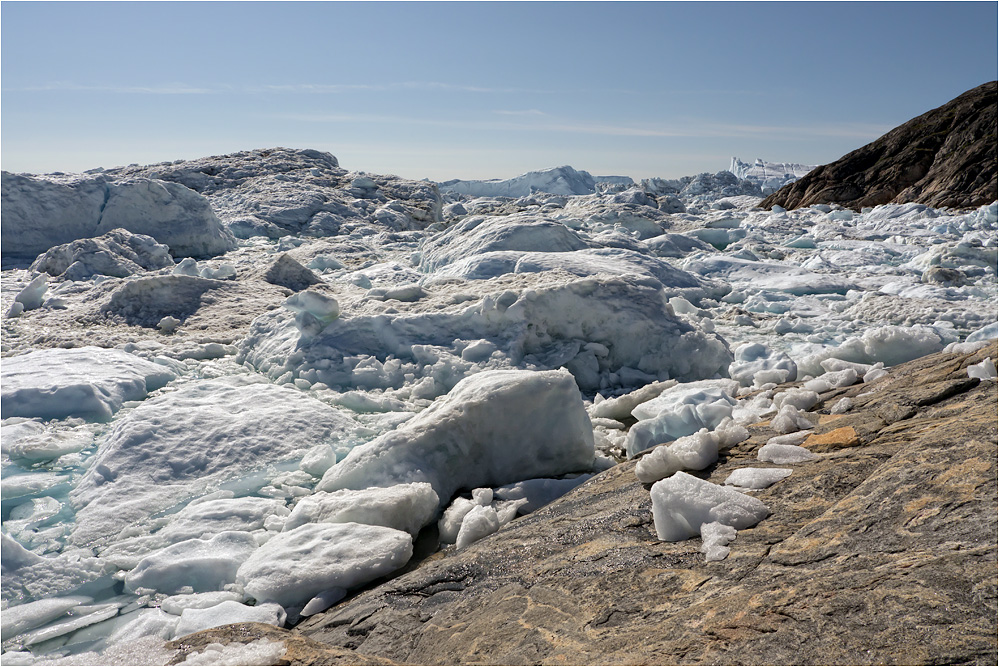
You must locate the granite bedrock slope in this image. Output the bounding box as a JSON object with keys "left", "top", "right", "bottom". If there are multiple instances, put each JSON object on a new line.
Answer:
{"left": 761, "top": 81, "right": 998, "bottom": 211}
{"left": 168, "top": 341, "right": 998, "bottom": 666}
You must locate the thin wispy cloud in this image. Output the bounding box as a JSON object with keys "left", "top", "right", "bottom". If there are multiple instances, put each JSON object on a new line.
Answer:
{"left": 7, "top": 80, "right": 564, "bottom": 96}
{"left": 702, "top": 121, "right": 892, "bottom": 139}
{"left": 13, "top": 82, "right": 213, "bottom": 94}
{"left": 275, "top": 111, "right": 888, "bottom": 141}
{"left": 493, "top": 109, "right": 548, "bottom": 117}
{"left": 240, "top": 81, "right": 539, "bottom": 94}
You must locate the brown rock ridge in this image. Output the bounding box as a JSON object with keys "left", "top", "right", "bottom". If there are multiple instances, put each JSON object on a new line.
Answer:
{"left": 174, "top": 341, "right": 998, "bottom": 665}
{"left": 761, "top": 81, "right": 998, "bottom": 211}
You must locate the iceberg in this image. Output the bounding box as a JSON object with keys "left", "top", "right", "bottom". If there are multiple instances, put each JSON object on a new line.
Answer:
{"left": 437, "top": 165, "right": 622, "bottom": 198}
{"left": 729, "top": 157, "right": 816, "bottom": 194}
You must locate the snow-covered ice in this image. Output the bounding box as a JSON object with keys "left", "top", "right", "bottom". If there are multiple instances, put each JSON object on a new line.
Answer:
{"left": 124, "top": 531, "right": 258, "bottom": 595}
{"left": 769, "top": 404, "right": 817, "bottom": 434}
{"left": 700, "top": 521, "right": 739, "bottom": 561}
{"left": 282, "top": 483, "right": 439, "bottom": 536}
{"left": 238, "top": 271, "right": 732, "bottom": 396}
{"left": 626, "top": 380, "right": 741, "bottom": 457}
{"left": 173, "top": 638, "right": 287, "bottom": 665}
{"left": 728, "top": 342, "right": 798, "bottom": 387}
{"left": 1, "top": 173, "right": 235, "bottom": 261}
{"left": 454, "top": 505, "right": 501, "bottom": 549}
{"left": 30, "top": 229, "right": 175, "bottom": 281}
{"left": 173, "top": 601, "right": 287, "bottom": 638}
{"left": 635, "top": 430, "right": 719, "bottom": 484}
{"left": 69, "top": 377, "right": 359, "bottom": 548}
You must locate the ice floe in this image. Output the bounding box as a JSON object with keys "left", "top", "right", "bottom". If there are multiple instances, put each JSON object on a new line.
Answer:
{"left": 69, "top": 377, "right": 359, "bottom": 548}
{"left": 1, "top": 347, "right": 176, "bottom": 421}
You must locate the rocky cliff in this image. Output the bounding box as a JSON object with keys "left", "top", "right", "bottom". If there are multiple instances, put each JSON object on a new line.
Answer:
{"left": 169, "top": 342, "right": 998, "bottom": 665}
{"left": 761, "top": 82, "right": 998, "bottom": 211}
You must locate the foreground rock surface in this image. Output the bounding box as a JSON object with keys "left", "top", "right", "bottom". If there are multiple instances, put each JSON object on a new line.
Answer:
{"left": 174, "top": 343, "right": 998, "bottom": 665}
{"left": 165, "top": 623, "right": 397, "bottom": 666}
{"left": 762, "top": 81, "right": 998, "bottom": 211}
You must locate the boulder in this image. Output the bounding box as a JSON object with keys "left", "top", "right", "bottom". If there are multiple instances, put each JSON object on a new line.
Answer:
{"left": 261, "top": 253, "right": 324, "bottom": 291}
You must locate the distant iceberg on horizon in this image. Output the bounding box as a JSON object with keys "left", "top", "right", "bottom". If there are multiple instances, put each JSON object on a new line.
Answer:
{"left": 729, "top": 157, "right": 817, "bottom": 194}
{"left": 437, "top": 165, "right": 634, "bottom": 198}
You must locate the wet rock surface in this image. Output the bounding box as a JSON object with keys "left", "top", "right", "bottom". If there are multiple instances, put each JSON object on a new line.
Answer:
{"left": 177, "top": 342, "right": 997, "bottom": 665}
{"left": 762, "top": 82, "right": 998, "bottom": 212}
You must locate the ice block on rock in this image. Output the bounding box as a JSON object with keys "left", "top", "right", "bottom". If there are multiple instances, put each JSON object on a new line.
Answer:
{"left": 724, "top": 467, "right": 792, "bottom": 489}
{"left": 650, "top": 471, "right": 769, "bottom": 542}
{"left": 236, "top": 522, "right": 413, "bottom": 608}
{"left": 173, "top": 600, "right": 286, "bottom": 639}
{"left": 282, "top": 483, "right": 439, "bottom": 536}
{"left": 758, "top": 443, "right": 819, "bottom": 464}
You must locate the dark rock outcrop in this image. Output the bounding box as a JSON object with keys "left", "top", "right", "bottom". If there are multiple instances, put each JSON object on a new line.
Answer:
{"left": 260, "top": 253, "right": 324, "bottom": 292}
{"left": 177, "top": 342, "right": 998, "bottom": 665}
{"left": 761, "top": 82, "right": 998, "bottom": 211}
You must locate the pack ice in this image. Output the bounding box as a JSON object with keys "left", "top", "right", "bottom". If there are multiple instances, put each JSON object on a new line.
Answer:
{"left": 1, "top": 148, "right": 995, "bottom": 663}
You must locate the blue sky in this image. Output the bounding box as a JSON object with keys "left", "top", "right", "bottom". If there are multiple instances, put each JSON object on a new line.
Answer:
{"left": 2, "top": 1, "right": 996, "bottom": 180}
